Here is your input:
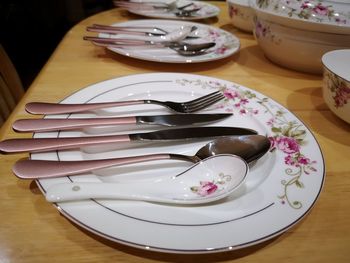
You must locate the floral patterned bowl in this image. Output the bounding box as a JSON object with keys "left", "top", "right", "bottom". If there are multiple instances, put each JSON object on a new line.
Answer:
{"left": 252, "top": 17, "right": 350, "bottom": 74}
{"left": 227, "top": 0, "right": 255, "bottom": 33}
{"left": 322, "top": 49, "right": 350, "bottom": 124}
{"left": 251, "top": 0, "right": 350, "bottom": 34}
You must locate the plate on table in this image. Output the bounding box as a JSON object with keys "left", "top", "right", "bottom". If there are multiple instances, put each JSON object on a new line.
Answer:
{"left": 98, "top": 19, "right": 240, "bottom": 63}
{"left": 34, "top": 73, "right": 325, "bottom": 254}
{"left": 124, "top": 0, "right": 220, "bottom": 20}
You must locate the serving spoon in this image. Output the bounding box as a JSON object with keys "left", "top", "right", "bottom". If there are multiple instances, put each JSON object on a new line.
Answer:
{"left": 45, "top": 154, "right": 249, "bottom": 204}
{"left": 13, "top": 135, "right": 270, "bottom": 179}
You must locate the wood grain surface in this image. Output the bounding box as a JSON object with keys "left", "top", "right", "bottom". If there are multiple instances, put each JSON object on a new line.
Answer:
{"left": 0, "top": 2, "right": 349, "bottom": 262}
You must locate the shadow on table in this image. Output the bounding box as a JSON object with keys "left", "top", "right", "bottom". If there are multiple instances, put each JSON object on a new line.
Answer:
{"left": 286, "top": 86, "right": 350, "bottom": 146}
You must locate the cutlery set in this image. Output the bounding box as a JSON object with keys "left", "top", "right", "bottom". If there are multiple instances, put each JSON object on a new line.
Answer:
{"left": 1, "top": 89, "right": 270, "bottom": 203}
{"left": 113, "top": 0, "right": 201, "bottom": 17}
{"left": 83, "top": 5, "right": 216, "bottom": 56}
{"left": 1, "top": 2, "right": 268, "bottom": 205}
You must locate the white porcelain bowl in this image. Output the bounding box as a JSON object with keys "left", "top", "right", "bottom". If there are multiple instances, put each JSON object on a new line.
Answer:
{"left": 322, "top": 49, "right": 350, "bottom": 124}
{"left": 227, "top": 0, "right": 254, "bottom": 33}
{"left": 250, "top": 0, "right": 350, "bottom": 74}
{"left": 252, "top": 0, "right": 350, "bottom": 34}
{"left": 252, "top": 17, "right": 350, "bottom": 74}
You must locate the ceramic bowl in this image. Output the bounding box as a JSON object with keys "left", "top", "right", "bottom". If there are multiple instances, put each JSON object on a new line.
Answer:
{"left": 250, "top": 0, "right": 350, "bottom": 74}
{"left": 322, "top": 49, "right": 350, "bottom": 124}
{"left": 252, "top": 17, "right": 350, "bottom": 74}
{"left": 227, "top": 0, "right": 255, "bottom": 33}
{"left": 252, "top": 0, "right": 350, "bottom": 34}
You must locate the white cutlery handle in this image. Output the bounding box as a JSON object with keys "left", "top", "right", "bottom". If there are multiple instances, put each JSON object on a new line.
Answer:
{"left": 25, "top": 101, "right": 145, "bottom": 115}
{"left": 0, "top": 134, "right": 131, "bottom": 153}
{"left": 13, "top": 154, "right": 171, "bottom": 179}
{"left": 46, "top": 182, "right": 152, "bottom": 202}
{"left": 13, "top": 117, "right": 137, "bottom": 132}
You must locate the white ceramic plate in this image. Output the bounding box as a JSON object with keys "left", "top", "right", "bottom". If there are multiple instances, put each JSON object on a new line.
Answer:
{"left": 33, "top": 73, "right": 325, "bottom": 254}
{"left": 99, "top": 19, "right": 240, "bottom": 63}
{"left": 125, "top": 0, "right": 220, "bottom": 20}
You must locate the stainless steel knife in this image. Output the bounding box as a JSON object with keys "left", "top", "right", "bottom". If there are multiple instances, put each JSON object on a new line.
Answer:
{"left": 12, "top": 114, "right": 232, "bottom": 133}
{"left": 0, "top": 126, "right": 257, "bottom": 154}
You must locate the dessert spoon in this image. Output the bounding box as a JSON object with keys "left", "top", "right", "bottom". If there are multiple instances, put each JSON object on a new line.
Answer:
{"left": 13, "top": 135, "right": 270, "bottom": 179}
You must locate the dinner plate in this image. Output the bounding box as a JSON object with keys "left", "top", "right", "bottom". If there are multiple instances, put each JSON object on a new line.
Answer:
{"left": 124, "top": 0, "right": 220, "bottom": 20}
{"left": 34, "top": 73, "right": 325, "bottom": 254}
{"left": 99, "top": 19, "right": 240, "bottom": 63}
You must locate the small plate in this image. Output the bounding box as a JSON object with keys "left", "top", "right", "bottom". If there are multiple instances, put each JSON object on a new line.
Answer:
{"left": 125, "top": 0, "right": 220, "bottom": 20}
{"left": 34, "top": 73, "right": 325, "bottom": 254}
{"left": 100, "top": 19, "right": 240, "bottom": 63}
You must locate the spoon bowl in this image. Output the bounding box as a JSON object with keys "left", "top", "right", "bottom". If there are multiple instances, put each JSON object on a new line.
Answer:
{"left": 175, "top": 8, "right": 202, "bottom": 17}
{"left": 170, "top": 42, "right": 216, "bottom": 56}
{"left": 13, "top": 135, "right": 270, "bottom": 179}
{"left": 45, "top": 154, "right": 249, "bottom": 204}
{"left": 157, "top": 25, "right": 195, "bottom": 42}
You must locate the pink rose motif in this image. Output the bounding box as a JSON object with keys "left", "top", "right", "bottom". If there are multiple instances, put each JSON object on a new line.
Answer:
{"left": 192, "top": 181, "right": 218, "bottom": 196}
{"left": 276, "top": 136, "right": 300, "bottom": 154}
{"left": 285, "top": 154, "right": 297, "bottom": 166}
{"left": 312, "top": 4, "right": 329, "bottom": 16}
{"left": 255, "top": 21, "right": 267, "bottom": 38}
{"left": 215, "top": 46, "right": 228, "bottom": 55}
{"left": 267, "top": 118, "right": 276, "bottom": 126}
{"left": 335, "top": 18, "right": 347, "bottom": 24}
{"left": 229, "top": 6, "right": 238, "bottom": 18}
{"left": 268, "top": 136, "right": 277, "bottom": 149}
{"left": 301, "top": 1, "right": 311, "bottom": 9}
{"left": 333, "top": 84, "right": 350, "bottom": 108}
{"left": 224, "top": 89, "right": 239, "bottom": 99}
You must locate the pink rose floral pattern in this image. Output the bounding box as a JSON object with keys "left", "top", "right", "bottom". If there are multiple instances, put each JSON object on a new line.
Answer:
{"left": 324, "top": 69, "right": 350, "bottom": 108}
{"left": 176, "top": 78, "right": 318, "bottom": 209}
{"left": 254, "top": 19, "right": 281, "bottom": 45}
{"left": 206, "top": 29, "right": 239, "bottom": 56}
{"left": 191, "top": 173, "right": 232, "bottom": 197}
{"left": 257, "top": 0, "right": 349, "bottom": 25}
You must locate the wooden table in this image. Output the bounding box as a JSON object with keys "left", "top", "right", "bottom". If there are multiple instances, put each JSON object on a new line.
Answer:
{"left": 1, "top": 2, "right": 349, "bottom": 262}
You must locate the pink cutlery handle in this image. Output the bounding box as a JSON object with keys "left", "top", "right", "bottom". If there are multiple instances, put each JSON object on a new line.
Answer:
{"left": 0, "top": 134, "right": 131, "bottom": 153}
{"left": 13, "top": 117, "right": 137, "bottom": 132}
{"left": 87, "top": 27, "right": 149, "bottom": 36}
{"left": 84, "top": 36, "right": 153, "bottom": 45}
{"left": 13, "top": 154, "right": 171, "bottom": 179}
{"left": 91, "top": 24, "right": 167, "bottom": 32}
{"left": 25, "top": 101, "right": 145, "bottom": 115}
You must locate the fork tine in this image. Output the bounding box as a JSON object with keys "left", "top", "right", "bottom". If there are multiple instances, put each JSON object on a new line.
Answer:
{"left": 185, "top": 91, "right": 224, "bottom": 107}
{"left": 184, "top": 93, "right": 225, "bottom": 113}
{"left": 186, "top": 95, "right": 225, "bottom": 112}
{"left": 185, "top": 91, "right": 222, "bottom": 105}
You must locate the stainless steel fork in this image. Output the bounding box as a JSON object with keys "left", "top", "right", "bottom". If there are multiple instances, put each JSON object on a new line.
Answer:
{"left": 25, "top": 91, "right": 226, "bottom": 115}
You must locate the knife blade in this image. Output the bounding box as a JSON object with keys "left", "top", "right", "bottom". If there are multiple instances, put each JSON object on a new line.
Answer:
{"left": 0, "top": 126, "right": 257, "bottom": 154}
{"left": 12, "top": 114, "right": 232, "bottom": 133}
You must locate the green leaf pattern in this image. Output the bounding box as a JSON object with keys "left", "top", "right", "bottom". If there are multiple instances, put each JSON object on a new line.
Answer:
{"left": 176, "top": 78, "right": 318, "bottom": 209}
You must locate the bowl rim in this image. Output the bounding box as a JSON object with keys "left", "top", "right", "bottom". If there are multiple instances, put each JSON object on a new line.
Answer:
{"left": 250, "top": 0, "right": 350, "bottom": 35}
{"left": 322, "top": 49, "right": 350, "bottom": 82}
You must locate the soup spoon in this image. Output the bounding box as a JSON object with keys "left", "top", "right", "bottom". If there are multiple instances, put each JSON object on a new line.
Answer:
{"left": 45, "top": 154, "right": 249, "bottom": 204}
{"left": 13, "top": 135, "right": 270, "bottom": 179}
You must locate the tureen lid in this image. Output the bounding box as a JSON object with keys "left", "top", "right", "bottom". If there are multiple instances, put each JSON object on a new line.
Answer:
{"left": 251, "top": 0, "right": 350, "bottom": 34}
